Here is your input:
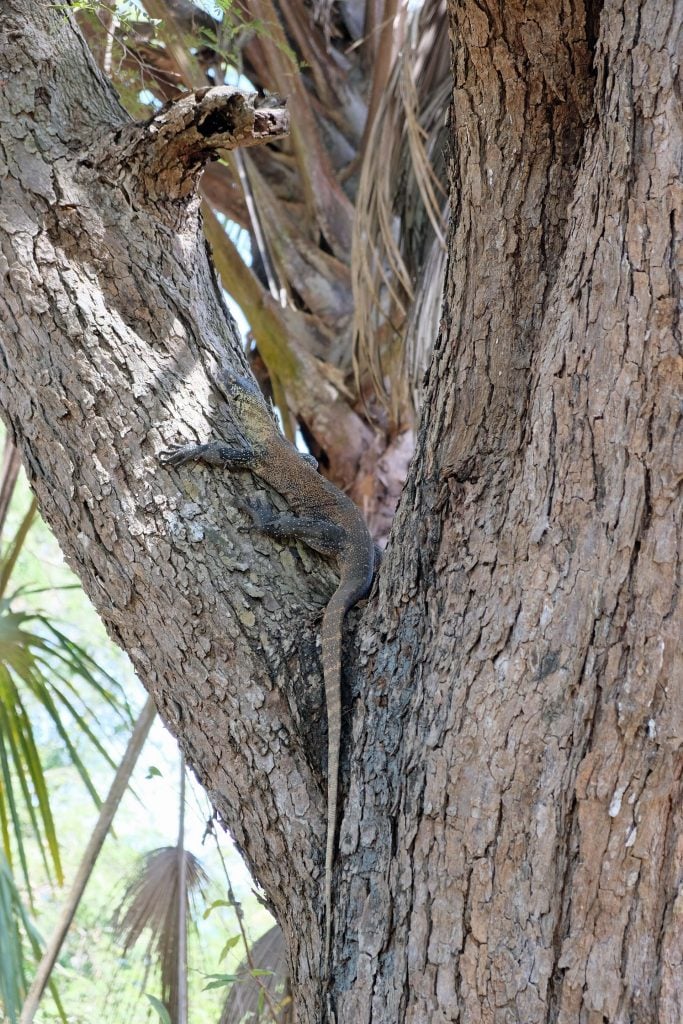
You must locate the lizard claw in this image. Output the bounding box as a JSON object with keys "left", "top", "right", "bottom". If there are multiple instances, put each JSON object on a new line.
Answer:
{"left": 236, "top": 494, "right": 273, "bottom": 527}
{"left": 159, "top": 443, "right": 201, "bottom": 467}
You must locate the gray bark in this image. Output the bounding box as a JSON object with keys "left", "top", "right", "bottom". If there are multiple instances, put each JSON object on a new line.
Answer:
{"left": 336, "top": 2, "right": 681, "bottom": 1021}
{"left": 0, "top": 0, "right": 326, "bottom": 1008}
{"left": 0, "top": 2, "right": 680, "bottom": 1023}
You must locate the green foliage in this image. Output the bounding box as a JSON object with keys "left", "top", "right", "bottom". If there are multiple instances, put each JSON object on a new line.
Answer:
{"left": 202, "top": 973, "right": 240, "bottom": 992}
{"left": 0, "top": 450, "right": 132, "bottom": 1022}
{"left": 0, "top": 849, "right": 68, "bottom": 1024}
{"left": 217, "top": 933, "right": 241, "bottom": 959}
{"left": 0, "top": 848, "right": 39, "bottom": 1023}
{"left": 196, "top": 14, "right": 303, "bottom": 75}
{"left": 202, "top": 897, "right": 233, "bottom": 918}
{"left": 60, "top": 1, "right": 148, "bottom": 29}
{"left": 75, "top": 0, "right": 306, "bottom": 114}
{"left": 0, "top": 587, "right": 132, "bottom": 895}
{"left": 201, "top": 966, "right": 273, "bottom": 994}
{"left": 145, "top": 993, "right": 172, "bottom": 1024}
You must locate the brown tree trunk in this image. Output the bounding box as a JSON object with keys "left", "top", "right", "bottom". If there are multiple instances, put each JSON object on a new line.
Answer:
{"left": 0, "top": 2, "right": 680, "bottom": 1023}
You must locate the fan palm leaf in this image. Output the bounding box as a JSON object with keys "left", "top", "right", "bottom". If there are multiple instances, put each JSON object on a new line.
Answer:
{"left": 219, "top": 924, "right": 290, "bottom": 1024}
{"left": 112, "top": 845, "right": 208, "bottom": 1021}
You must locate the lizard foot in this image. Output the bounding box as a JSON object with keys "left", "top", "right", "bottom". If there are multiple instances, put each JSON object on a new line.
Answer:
{"left": 159, "top": 443, "right": 204, "bottom": 467}
{"left": 235, "top": 494, "right": 274, "bottom": 528}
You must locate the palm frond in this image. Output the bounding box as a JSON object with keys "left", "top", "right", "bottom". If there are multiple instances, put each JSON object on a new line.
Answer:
{"left": 352, "top": 0, "right": 450, "bottom": 417}
{"left": 0, "top": 680, "right": 61, "bottom": 892}
{"left": 219, "top": 924, "right": 290, "bottom": 1024}
{"left": 0, "top": 849, "right": 43, "bottom": 1024}
{"left": 0, "top": 850, "right": 67, "bottom": 1024}
{"left": 0, "top": 595, "right": 132, "bottom": 891}
{"left": 112, "top": 846, "right": 208, "bottom": 1020}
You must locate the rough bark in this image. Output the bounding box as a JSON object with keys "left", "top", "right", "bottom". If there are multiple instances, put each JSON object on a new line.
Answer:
{"left": 0, "top": 3, "right": 681, "bottom": 1024}
{"left": 0, "top": 1, "right": 328, "bottom": 1006}
{"left": 336, "top": 2, "right": 681, "bottom": 1021}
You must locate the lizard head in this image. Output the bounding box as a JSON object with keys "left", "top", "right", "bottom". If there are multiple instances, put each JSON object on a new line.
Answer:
{"left": 223, "top": 370, "right": 276, "bottom": 442}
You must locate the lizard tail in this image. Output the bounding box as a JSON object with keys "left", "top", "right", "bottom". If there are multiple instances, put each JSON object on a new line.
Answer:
{"left": 321, "top": 576, "right": 365, "bottom": 972}
{"left": 322, "top": 591, "right": 344, "bottom": 971}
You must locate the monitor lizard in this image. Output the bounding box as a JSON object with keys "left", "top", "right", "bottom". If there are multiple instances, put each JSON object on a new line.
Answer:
{"left": 160, "top": 370, "right": 376, "bottom": 972}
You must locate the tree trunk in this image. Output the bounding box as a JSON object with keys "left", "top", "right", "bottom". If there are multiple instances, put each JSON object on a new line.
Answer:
{"left": 0, "top": 3, "right": 680, "bottom": 1024}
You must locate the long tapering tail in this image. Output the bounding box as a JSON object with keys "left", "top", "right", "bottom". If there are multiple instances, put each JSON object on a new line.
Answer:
{"left": 320, "top": 546, "right": 375, "bottom": 975}
{"left": 321, "top": 590, "right": 345, "bottom": 970}
{"left": 323, "top": 566, "right": 375, "bottom": 968}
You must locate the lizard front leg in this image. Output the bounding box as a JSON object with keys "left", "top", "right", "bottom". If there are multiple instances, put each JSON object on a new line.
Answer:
{"left": 159, "top": 440, "right": 258, "bottom": 470}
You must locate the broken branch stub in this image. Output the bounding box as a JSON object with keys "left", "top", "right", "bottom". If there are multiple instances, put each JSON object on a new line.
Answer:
{"left": 89, "top": 88, "right": 289, "bottom": 210}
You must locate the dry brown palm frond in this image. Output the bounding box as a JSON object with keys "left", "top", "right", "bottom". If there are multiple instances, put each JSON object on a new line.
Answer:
{"left": 219, "top": 924, "right": 290, "bottom": 1024}
{"left": 111, "top": 846, "right": 208, "bottom": 1021}
{"left": 352, "top": 0, "right": 450, "bottom": 420}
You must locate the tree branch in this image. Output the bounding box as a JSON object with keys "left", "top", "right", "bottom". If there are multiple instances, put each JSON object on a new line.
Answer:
{"left": 90, "top": 88, "right": 289, "bottom": 210}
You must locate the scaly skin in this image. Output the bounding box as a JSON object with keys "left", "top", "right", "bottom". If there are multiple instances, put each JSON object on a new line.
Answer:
{"left": 160, "top": 371, "right": 375, "bottom": 974}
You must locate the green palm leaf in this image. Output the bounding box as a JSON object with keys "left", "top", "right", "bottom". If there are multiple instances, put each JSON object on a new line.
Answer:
{"left": 0, "top": 848, "right": 42, "bottom": 1022}
{"left": 0, "top": 492, "right": 133, "bottom": 893}
{"left": 0, "top": 596, "right": 132, "bottom": 888}
{"left": 0, "top": 689, "right": 58, "bottom": 891}
{"left": 0, "top": 847, "right": 31, "bottom": 1024}
{"left": 0, "top": 849, "right": 67, "bottom": 1024}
